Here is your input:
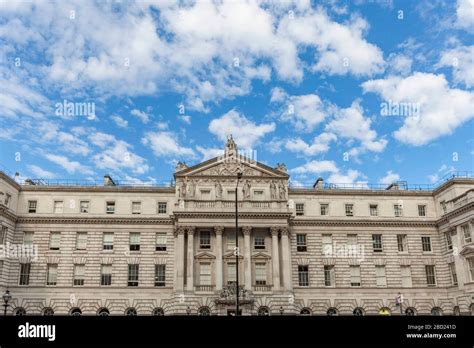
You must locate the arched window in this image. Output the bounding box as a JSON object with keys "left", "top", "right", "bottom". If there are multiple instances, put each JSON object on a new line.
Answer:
{"left": 14, "top": 307, "right": 26, "bottom": 316}
{"left": 152, "top": 307, "right": 165, "bottom": 316}
{"left": 198, "top": 306, "right": 211, "bottom": 316}
{"left": 470, "top": 303, "right": 474, "bottom": 316}
{"left": 353, "top": 308, "right": 364, "bottom": 316}
{"left": 300, "top": 308, "right": 311, "bottom": 315}
{"left": 70, "top": 307, "right": 82, "bottom": 316}
{"left": 431, "top": 307, "right": 443, "bottom": 316}
{"left": 125, "top": 307, "right": 137, "bottom": 316}
{"left": 257, "top": 306, "right": 270, "bottom": 316}
{"left": 405, "top": 307, "right": 416, "bottom": 316}
{"left": 453, "top": 306, "right": 460, "bottom": 316}
{"left": 379, "top": 307, "right": 391, "bottom": 316}
{"left": 42, "top": 307, "right": 54, "bottom": 316}
{"left": 97, "top": 308, "right": 110, "bottom": 316}
{"left": 327, "top": 308, "right": 338, "bottom": 316}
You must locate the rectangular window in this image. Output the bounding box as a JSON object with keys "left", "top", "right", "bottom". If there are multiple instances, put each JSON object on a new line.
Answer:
{"left": 53, "top": 200, "right": 63, "bottom": 214}
{"left": 255, "top": 263, "right": 266, "bottom": 285}
{"left": 462, "top": 224, "right": 472, "bottom": 244}
{"left": 23, "top": 231, "right": 34, "bottom": 245}
{"left": 345, "top": 204, "right": 354, "bottom": 216}
{"left": 254, "top": 236, "right": 265, "bottom": 250}
{"left": 106, "top": 201, "right": 115, "bottom": 214}
{"left": 375, "top": 266, "right": 387, "bottom": 287}
{"left": 449, "top": 263, "right": 458, "bottom": 286}
{"left": 0, "top": 226, "right": 6, "bottom": 244}
{"left": 19, "top": 263, "right": 31, "bottom": 285}
{"left": 128, "top": 264, "right": 139, "bottom": 286}
{"left": 200, "top": 263, "right": 211, "bottom": 285}
{"left": 129, "top": 232, "right": 140, "bottom": 251}
{"left": 253, "top": 190, "right": 264, "bottom": 197}
{"left": 397, "top": 234, "right": 408, "bottom": 252}
{"left": 80, "top": 200, "right": 89, "bottom": 213}
{"left": 155, "top": 233, "right": 167, "bottom": 251}
{"left": 422, "top": 236, "right": 432, "bottom": 252}
{"left": 370, "top": 204, "right": 378, "bottom": 216}
{"left": 101, "top": 264, "right": 112, "bottom": 286}
{"left": 445, "top": 232, "right": 453, "bottom": 250}
{"left": 418, "top": 205, "right": 426, "bottom": 217}
{"left": 227, "top": 190, "right": 235, "bottom": 197}
{"left": 103, "top": 232, "right": 114, "bottom": 250}
{"left": 372, "top": 234, "right": 383, "bottom": 252}
{"left": 28, "top": 200, "right": 37, "bottom": 213}
{"left": 298, "top": 265, "right": 309, "bottom": 286}
{"left": 75, "top": 232, "right": 87, "bottom": 250}
{"left": 394, "top": 204, "right": 403, "bottom": 217}
{"left": 468, "top": 258, "right": 474, "bottom": 282}
{"left": 347, "top": 234, "right": 358, "bottom": 246}
{"left": 131, "top": 201, "right": 141, "bottom": 214}
{"left": 295, "top": 203, "right": 305, "bottom": 216}
{"left": 441, "top": 201, "right": 447, "bottom": 214}
{"left": 296, "top": 234, "right": 307, "bottom": 252}
{"left": 227, "top": 233, "right": 236, "bottom": 250}
{"left": 200, "top": 189, "right": 211, "bottom": 199}
{"left": 322, "top": 234, "right": 333, "bottom": 255}
{"left": 46, "top": 264, "right": 58, "bottom": 286}
{"left": 324, "top": 265, "right": 335, "bottom": 287}
{"left": 400, "top": 265, "right": 412, "bottom": 288}
{"left": 350, "top": 266, "right": 361, "bottom": 287}
{"left": 227, "top": 263, "right": 236, "bottom": 284}
{"left": 49, "top": 232, "right": 61, "bottom": 250}
{"left": 4, "top": 193, "right": 11, "bottom": 206}
{"left": 425, "top": 265, "right": 436, "bottom": 286}
{"left": 200, "top": 231, "right": 211, "bottom": 249}
{"left": 154, "top": 264, "right": 166, "bottom": 287}
{"left": 73, "top": 264, "right": 85, "bottom": 286}
{"left": 157, "top": 202, "right": 167, "bottom": 214}
{"left": 320, "top": 204, "right": 329, "bottom": 216}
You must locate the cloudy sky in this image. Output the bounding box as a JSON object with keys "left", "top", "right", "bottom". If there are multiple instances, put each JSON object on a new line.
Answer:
{"left": 0, "top": 0, "right": 473, "bottom": 187}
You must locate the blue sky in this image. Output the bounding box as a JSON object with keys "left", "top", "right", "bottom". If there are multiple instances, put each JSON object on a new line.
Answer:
{"left": 0, "top": 0, "right": 473, "bottom": 187}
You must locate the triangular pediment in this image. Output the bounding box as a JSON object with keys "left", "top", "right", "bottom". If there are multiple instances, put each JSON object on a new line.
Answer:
{"left": 194, "top": 251, "right": 216, "bottom": 260}
{"left": 175, "top": 154, "right": 288, "bottom": 179}
{"left": 251, "top": 252, "right": 272, "bottom": 260}
{"left": 223, "top": 251, "right": 244, "bottom": 260}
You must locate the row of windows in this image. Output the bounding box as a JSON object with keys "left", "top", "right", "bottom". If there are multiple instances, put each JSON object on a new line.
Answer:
{"left": 296, "top": 264, "right": 443, "bottom": 287}
{"left": 295, "top": 203, "right": 427, "bottom": 217}
{"left": 19, "top": 263, "right": 167, "bottom": 287}
{"left": 14, "top": 305, "right": 464, "bottom": 316}
{"left": 295, "top": 233, "right": 435, "bottom": 253}
{"left": 27, "top": 200, "right": 168, "bottom": 214}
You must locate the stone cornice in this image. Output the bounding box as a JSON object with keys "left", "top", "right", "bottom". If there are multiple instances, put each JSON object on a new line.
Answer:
{"left": 0, "top": 205, "right": 18, "bottom": 222}
{"left": 19, "top": 186, "right": 175, "bottom": 193}
{"left": 16, "top": 216, "right": 174, "bottom": 225}
{"left": 290, "top": 219, "right": 438, "bottom": 228}
{"left": 0, "top": 171, "right": 21, "bottom": 190}
{"left": 289, "top": 190, "right": 433, "bottom": 197}
{"left": 172, "top": 212, "right": 293, "bottom": 220}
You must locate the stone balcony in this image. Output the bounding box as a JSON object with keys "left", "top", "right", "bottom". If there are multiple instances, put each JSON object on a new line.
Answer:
{"left": 176, "top": 200, "right": 289, "bottom": 213}
{"left": 195, "top": 285, "right": 215, "bottom": 293}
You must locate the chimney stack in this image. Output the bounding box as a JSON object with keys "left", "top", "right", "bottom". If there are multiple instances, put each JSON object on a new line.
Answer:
{"left": 313, "top": 177, "right": 324, "bottom": 189}
{"left": 103, "top": 175, "right": 116, "bottom": 186}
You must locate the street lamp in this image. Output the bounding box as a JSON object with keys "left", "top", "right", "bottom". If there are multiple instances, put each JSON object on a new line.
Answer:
{"left": 186, "top": 306, "right": 191, "bottom": 316}
{"left": 279, "top": 306, "right": 284, "bottom": 315}
{"left": 396, "top": 292, "right": 403, "bottom": 316}
{"left": 3, "top": 289, "right": 12, "bottom": 316}
{"left": 235, "top": 172, "right": 242, "bottom": 316}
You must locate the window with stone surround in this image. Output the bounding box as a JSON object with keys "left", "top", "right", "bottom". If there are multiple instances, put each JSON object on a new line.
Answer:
{"left": 324, "top": 265, "right": 334, "bottom": 287}
{"left": 53, "top": 200, "right": 63, "bottom": 214}
{"left": 394, "top": 204, "right": 403, "bottom": 217}
{"left": 157, "top": 202, "right": 167, "bottom": 214}
{"left": 350, "top": 266, "right": 361, "bottom": 287}
{"left": 255, "top": 263, "right": 266, "bottom": 285}
{"left": 298, "top": 265, "right": 309, "bottom": 286}
{"left": 370, "top": 204, "right": 378, "bottom": 216}
{"left": 23, "top": 231, "right": 33, "bottom": 245}
{"left": 28, "top": 200, "right": 37, "bottom": 213}
{"left": 254, "top": 236, "right": 265, "bottom": 249}
{"left": 422, "top": 236, "right": 432, "bottom": 252}
{"left": 295, "top": 203, "right": 305, "bottom": 216}
{"left": 103, "top": 232, "right": 114, "bottom": 250}
{"left": 375, "top": 265, "right": 387, "bottom": 287}
{"left": 76, "top": 232, "right": 87, "bottom": 250}
{"left": 200, "top": 231, "right": 211, "bottom": 249}
{"left": 106, "top": 201, "right": 115, "bottom": 214}
{"left": 73, "top": 264, "right": 85, "bottom": 286}
{"left": 449, "top": 262, "right": 458, "bottom": 286}
{"left": 0, "top": 225, "right": 6, "bottom": 244}
{"left": 155, "top": 233, "right": 167, "bottom": 251}
{"left": 397, "top": 234, "right": 407, "bottom": 252}
{"left": 80, "top": 200, "right": 89, "bottom": 213}
{"left": 462, "top": 224, "right": 472, "bottom": 244}
{"left": 227, "top": 262, "right": 236, "bottom": 284}
{"left": 199, "top": 263, "right": 211, "bottom": 285}
{"left": 129, "top": 232, "right": 140, "bottom": 251}
{"left": 154, "top": 264, "right": 166, "bottom": 287}
{"left": 49, "top": 232, "right": 61, "bottom": 250}
{"left": 19, "top": 263, "right": 30, "bottom": 286}
{"left": 128, "top": 264, "right": 139, "bottom": 286}
{"left": 46, "top": 264, "right": 58, "bottom": 286}
{"left": 101, "top": 264, "right": 112, "bottom": 286}
{"left": 425, "top": 265, "right": 436, "bottom": 286}
{"left": 320, "top": 203, "right": 329, "bottom": 216}
{"left": 131, "top": 201, "right": 141, "bottom": 214}
{"left": 345, "top": 204, "right": 354, "bottom": 216}
{"left": 297, "top": 234, "right": 307, "bottom": 252}
{"left": 468, "top": 258, "right": 474, "bottom": 282}
{"left": 445, "top": 232, "right": 453, "bottom": 250}
{"left": 418, "top": 205, "right": 426, "bottom": 216}
{"left": 400, "top": 265, "right": 412, "bottom": 288}
{"left": 372, "top": 234, "right": 383, "bottom": 252}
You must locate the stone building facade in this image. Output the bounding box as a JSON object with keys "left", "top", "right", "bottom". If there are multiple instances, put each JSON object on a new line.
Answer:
{"left": 0, "top": 139, "right": 473, "bottom": 316}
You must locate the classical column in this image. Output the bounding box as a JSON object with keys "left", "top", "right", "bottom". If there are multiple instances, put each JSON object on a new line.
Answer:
{"left": 270, "top": 227, "right": 280, "bottom": 291}
{"left": 280, "top": 227, "right": 292, "bottom": 290}
{"left": 243, "top": 226, "right": 252, "bottom": 290}
{"left": 175, "top": 226, "right": 185, "bottom": 291}
{"left": 215, "top": 226, "right": 224, "bottom": 290}
{"left": 186, "top": 227, "right": 195, "bottom": 291}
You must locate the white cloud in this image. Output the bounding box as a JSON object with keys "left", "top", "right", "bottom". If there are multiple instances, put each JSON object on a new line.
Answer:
{"left": 438, "top": 45, "right": 474, "bottom": 87}
{"left": 387, "top": 53, "right": 412, "bottom": 76}
{"left": 27, "top": 165, "right": 55, "bottom": 179}
{"left": 111, "top": 115, "right": 128, "bottom": 128}
{"left": 196, "top": 146, "right": 224, "bottom": 161}
{"left": 208, "top": 109, "right": 275, "bottom": 149}
{"left": 327, "top": 169, "right": 364, "bottom": 185}
{"left": 89, "top": 132, "right": 149, "bottom": 174}
{"left": 427, "top": 164, "right": 456, "bottom": 183}
{"left": 178, "top": 115, "right": 191, "bottom": 124}
{"left": 378, "top": 170, "right": 400, "bottom": 185}
{"left": 285, "top": 132, "right": 336, "bottom": 156}
{"left": 325, "top": 100, "right": 387, "bottom": 153}
{"left": 362, "top": 72, "right": 474, "bottom": 145}
{"left": 291, "top": 160, "right": 365, "bottom": 184}
{"left": 456, "top": 0, "right": 474, "bottom": 32}
{"left": 142, "top": 131, "right": 195, "bottom": 158}
{"left": 44, "top": 153, "right": 94, "bottom": 175}
{"left": 131, "top": 109, "right": 150, "bottom": 124}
